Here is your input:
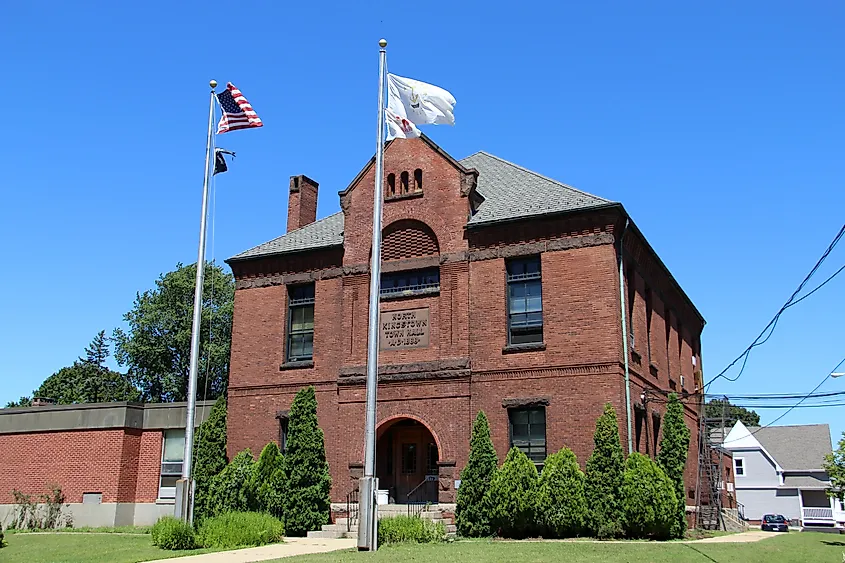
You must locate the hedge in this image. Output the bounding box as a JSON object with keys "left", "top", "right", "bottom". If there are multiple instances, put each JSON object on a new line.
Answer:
{"left": 485, "top": 448, "right": 538, "bottom": 538}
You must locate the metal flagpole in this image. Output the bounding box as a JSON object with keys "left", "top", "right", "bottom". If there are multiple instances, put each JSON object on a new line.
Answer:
{"left": 358, "top": 38, "right": 387, "bottom": 552}
{"left": 176, "top": 79, "right": 218, "bottom": 524}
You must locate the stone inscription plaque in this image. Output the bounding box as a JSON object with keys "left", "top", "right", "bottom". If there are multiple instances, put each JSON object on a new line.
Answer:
{"left": 379, "top": 307, "right": 430, "bottom": 350}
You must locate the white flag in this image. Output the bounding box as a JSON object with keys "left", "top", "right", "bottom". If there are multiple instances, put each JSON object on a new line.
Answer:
{"left": 386, "top": 73, "right": 456, "bottom": 140}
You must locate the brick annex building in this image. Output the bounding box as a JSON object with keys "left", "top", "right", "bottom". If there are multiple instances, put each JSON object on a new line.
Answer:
{"left": 226, "top": 136, "right": 705, "bottom": 507}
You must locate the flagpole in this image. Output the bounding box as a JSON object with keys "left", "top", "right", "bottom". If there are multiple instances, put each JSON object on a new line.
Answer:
{"left": 176, "top": 79, "right": 218, "bottom": 525}
{"left": 358, "top": 38, "right": 387, "bottom": 552}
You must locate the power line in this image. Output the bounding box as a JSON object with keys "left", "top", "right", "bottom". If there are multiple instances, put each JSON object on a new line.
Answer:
{"left": 705, "top": 389, "right": 845, "bottom": 400}
{"left": 705, "top": 222, "right": 845, "bottom": 389}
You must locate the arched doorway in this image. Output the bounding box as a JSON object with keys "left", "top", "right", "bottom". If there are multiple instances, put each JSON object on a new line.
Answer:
{"left": 376, "top": 418, "right": 439, "bottom": 504}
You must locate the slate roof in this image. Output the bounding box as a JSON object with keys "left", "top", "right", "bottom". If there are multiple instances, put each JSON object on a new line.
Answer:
{"left": 460, "top": 152, "right": 613, "bottom": 225}
{"left": 229, "top": 212, "right": 344, "bottom": 261}
{"left": 229, "top": 150, "right": 613, "bottom": 261}
{"left": 748, "top": 424, "right": 832, "bottom": 471}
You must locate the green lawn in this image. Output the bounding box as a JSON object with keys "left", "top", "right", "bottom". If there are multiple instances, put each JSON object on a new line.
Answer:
{"left": 0, "top": 532, "right": 219, "bottom": 563}
{"left": 280, "top": 532, "right": 845, "bottom": 563}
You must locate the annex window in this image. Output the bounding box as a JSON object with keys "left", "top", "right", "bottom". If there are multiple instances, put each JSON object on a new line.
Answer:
{"left": 159, "top": 429, "right": 185, "bottom": 499}
{"left": 506, "top": 257, "right": 543, "bottom": 345}
{"left": 509, "top": 407, "right": 546, "bottom": 465}
{"left": 401, "top": 443, "right": 417, "bottom": 474}
{"left": 734, "top": 457, "right": 745, "bottom": 477}
{"left": 380, "top": 268, "right": 440, "bottom": 297}
{"left": 287, "top": 284, "right": 315, "bottom": 362}
{"left": 426, "top": 443, "right": 438, "bottom": 475}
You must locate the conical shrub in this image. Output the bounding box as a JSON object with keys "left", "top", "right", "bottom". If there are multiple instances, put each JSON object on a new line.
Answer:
{"left": 536, "top": 447, "right": 587, "bottom": 538}
{"left": 485, "top": 447, "right": 538, "bottom": 538}
{"left": 456, "top": 411, "right": 498, "bottom": 537}
{"left": 584, "top": 403, "right": 625, "bottom": 538}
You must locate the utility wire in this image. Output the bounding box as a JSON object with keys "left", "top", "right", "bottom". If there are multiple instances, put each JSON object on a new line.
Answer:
{"left": 705, "top": 222, "right": 845, "bottom": 389}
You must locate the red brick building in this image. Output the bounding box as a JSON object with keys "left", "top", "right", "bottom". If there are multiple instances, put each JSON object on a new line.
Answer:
{"left": 225, "top": 136, "right": 705, "bottom": 508}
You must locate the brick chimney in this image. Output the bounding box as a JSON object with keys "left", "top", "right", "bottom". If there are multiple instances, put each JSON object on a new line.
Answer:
{"left": 287, "top": 175, "right": 318, "bottom": 232}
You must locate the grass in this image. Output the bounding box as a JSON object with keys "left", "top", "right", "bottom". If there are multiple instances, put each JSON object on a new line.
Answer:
{"left": 0, "top": 532, "right": 220, "bottom": 563}
{"left": 6, "top": 525, "right": 151, "bottom": 534}
{"left": 277, "top": 531, "right": 845, "bottom": 563}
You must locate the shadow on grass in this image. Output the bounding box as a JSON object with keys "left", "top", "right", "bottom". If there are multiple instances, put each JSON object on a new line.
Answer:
{"left": 821, "top": 540, "right": 845, "bottom": 546}
{"left": 682, "top": 543, "right": 720, "bottom": 562}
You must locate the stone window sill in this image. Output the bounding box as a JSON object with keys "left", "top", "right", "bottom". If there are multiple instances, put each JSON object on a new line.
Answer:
{"left": 502, "top": 342, "right": 546, "bottom": 354}
{"left": 380, "top": 287, "right": 440, "bottom": 301}
{"left": 155, "top": 498, "right": 176, "bottom": 505}
{"left": 280, "top": 360, "right": 314, "bottom": 371}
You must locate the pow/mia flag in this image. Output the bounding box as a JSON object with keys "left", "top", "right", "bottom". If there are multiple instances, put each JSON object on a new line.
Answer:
{"left": 213, "top": 148, "right": 236, "bottom": 175}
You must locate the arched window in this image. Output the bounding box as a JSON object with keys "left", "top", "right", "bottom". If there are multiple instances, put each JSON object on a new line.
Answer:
{"left": 400, "top": 171, "right": 409, "bottom": 194}
{"left": 387, "top": 173, "right": 396, "bottom": 197}
{"left": 413, "top": 169, "right": 423, "bottom": 192}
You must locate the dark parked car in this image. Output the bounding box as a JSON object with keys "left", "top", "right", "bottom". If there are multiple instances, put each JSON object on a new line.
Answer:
{"left": 761, "top": 514, "right": 789, "bottom": 532}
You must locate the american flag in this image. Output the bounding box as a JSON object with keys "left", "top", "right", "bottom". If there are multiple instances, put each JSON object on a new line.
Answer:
{"left": 216, "top": 82, "right": 263, "bottom": 134}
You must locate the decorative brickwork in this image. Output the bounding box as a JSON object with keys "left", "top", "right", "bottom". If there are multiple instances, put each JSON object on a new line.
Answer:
{"left": 381, "top": 219, "right": 439, "bottom": 261}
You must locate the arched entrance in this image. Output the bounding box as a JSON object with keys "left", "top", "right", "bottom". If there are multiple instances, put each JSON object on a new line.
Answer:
{"left": 376, "top": 418, "right": 439, "bottom": 504}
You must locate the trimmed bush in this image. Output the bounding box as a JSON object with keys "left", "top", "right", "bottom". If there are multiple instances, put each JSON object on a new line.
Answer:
{"left": 656, "top": 393, "right": 691, "bottom": 539}
{"left": 197, "top": 512, "right": 284, "bottom": 549}
{"left": 193, "top": 396, "right": 228, "bottom": 522}
{"left": 485, "top": 448, "right": 538, "bottom": 539}
{"left": 584, "top": 403, "right": 625, "bottom": 539}
{"left": 151, "top": 516, "right": 196, "bottom": 550}
{"left": 621, "top": 453, "right": 677, "bottom": 540}
{"left": 378, "top": 516, "right": 445, "bottom": 544}
{"left": 456, "top": 411, "right": 498, "bottom": 538}
{"left": 207, "top": 450, "right": 257, "bottom": 517}
{"left": 536, "top": 448, "right": 587, "bottom": 538}
{"left": 281, "top": 386, "right": 331, "bottom": 536}
{"left": 254, "top": 442, "right": 285, "bottom": 519}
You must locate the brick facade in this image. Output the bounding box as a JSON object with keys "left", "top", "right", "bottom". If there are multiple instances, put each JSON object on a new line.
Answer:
{"left": 227, "top": 137, "right": 707, "bottom": 504}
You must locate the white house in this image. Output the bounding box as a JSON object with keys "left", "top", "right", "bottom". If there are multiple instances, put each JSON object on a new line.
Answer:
{"left": 719, "top": 421, "right": 844, "bottom": 529}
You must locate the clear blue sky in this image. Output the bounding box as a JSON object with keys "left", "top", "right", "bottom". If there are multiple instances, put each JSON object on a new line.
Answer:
{"left": 2, "top": 2, "right": 843, "bottom": 441}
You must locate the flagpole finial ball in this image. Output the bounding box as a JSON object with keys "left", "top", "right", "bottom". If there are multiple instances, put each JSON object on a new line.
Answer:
{"left": 209, "top": 80, "right": 218, "bottom": 90}
{"left": 379, "top": 39, "right": 387, "bottom": 48}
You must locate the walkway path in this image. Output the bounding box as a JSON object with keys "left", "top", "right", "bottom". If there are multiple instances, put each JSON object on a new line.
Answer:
{"left": 686, "top": 530, "right": 776, "bottom": 543}
{"left": 142, "top": 537, "right": 356, "bottom": 563}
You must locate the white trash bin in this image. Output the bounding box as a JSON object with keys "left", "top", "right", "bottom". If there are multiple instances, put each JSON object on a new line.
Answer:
{"left": 376, "top": 489, "right": 389, "bottom": 505}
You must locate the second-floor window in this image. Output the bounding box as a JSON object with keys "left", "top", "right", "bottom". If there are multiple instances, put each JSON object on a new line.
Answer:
{"left": 381, "top": 268, "right": 440, "bottom": 297}
{"left": 734, "top": 457, "right": 745, "bottom": 477}
{"left": 506, "top": 257, "right": 543, "bottom": 344}
{"left": 287, "top": 284, "right": 315, "bottom": 362}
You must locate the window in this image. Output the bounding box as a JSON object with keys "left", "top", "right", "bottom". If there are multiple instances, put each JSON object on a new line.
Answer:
{"left": 506, "top": 257, "right": 543, "bottom": 345}
{"left": 400, "top": 171, "right": 409, "bottom": 194}
{"left": 159, "top": 429, "right": 185, "bottom": 499}
{"left": 652, "top": 413, "right": 661, "bottom": 455}
{"left": 426, "top": 443, "right": 438, "bottom": 475}
{"left": 287, "top": 284, "right": 314, "bottom": 362}
{"left": 278, "top": 416, "right": 289, "bottom": 454}
{"left": 401, "top": 443, "right": 417, "bottom": 474}
{"left": 627, "top": 267, "right": 636, "bottom": 350}
{"left": 734, "top": 457, "right": 745, "bottom": 477}
{"left": 645, "top": 288, "right": 653, "bottom": 362}
{"left": 665, "top": 311, "right": 672, "bottom": 377}
{"left": 509, "top": 407, "right": 546, "bottom": 464}
{"left": 414, "top": 169, "right": 423, "bottom": 191}
{"left": 634, "top": 408, "right": 644, "bottom": 453}
{"left": 387, "top": 173, "right": 396, "bottom": 197}
{"left": 380, "top": 268, "right": 440, "bottom": 297}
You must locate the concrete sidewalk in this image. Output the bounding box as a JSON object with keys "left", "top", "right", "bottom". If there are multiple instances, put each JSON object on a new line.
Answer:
{"left": 142, "top": 537, "right": 356, "bottom": 563}
{"left": 686, "top": 530, "right": 777, "bottom": 543}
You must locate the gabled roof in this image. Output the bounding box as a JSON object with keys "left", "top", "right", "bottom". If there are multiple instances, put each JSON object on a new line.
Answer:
{"left": 228, "top": 212, "right": 344, "bottom": 261}
{"left": 460, "top": 151, "right": 613, "bottom": 226}
{"left": 748, "top": 424, "right": 832, "bottom": 472}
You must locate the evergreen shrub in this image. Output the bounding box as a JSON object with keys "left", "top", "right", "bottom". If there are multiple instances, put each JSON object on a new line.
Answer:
{"left": 621, "top": 453, "right": 677, "bottom": 540}
{"left": 485, "top": 448, "right": 538, "bottom": 538}
{"left": 207, "top": 450, "right": 257, "bottom": 517}
{"left": 151, "top": 517, "right": 196, "bottom": 550}
{"left": 253, "top": 442, "right": 285, "bottom": 519}
{"left": 193, "top": 396, "right": 228, "bottom": 521}
{"left": 455, "top": 411, "right": 498, "bottom": 537}
{"left": 536, "top": 448, "right": 587, "bottom": 538}
{"left": 584, "top": 403, "right": 625, "bottom": 539}
{"left": 656, "top": 393, "right": 692, "bottom": 539}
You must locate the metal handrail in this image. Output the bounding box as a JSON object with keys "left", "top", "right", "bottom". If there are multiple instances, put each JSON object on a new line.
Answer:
{"left": 346, "top": 489, "right": 359, "bottom": 533}
{"left": 406, "top": 475, "right": 437, "bottom": 518}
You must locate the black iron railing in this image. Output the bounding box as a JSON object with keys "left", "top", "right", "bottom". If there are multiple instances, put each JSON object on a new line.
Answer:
{"left": 406, "top": 475, "right": 438, "bottom": 518}
{"left": 346, "top": 488, "right": 359, "bottom": 533}
{"left": 737, "top": 502, "right": 746, "bottom": 521}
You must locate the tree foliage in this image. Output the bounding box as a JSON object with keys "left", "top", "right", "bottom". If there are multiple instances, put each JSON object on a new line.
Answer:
{"left": 705, "top": 398, "right": 760, "bottom": 427}
{"left": 281, "top": 386, "right": 331, "bottom": 536}
{"left": 112, "top": 262, "right": 234, "bottom": 403}
{"left": 193, "top": 395, "right": 228, "bottom": 521}
{"left": 656, "top": 393, "right": 691, "bottom": 539}
{"left": 824, "top": 431, "right": 845, "bottom": 504}
{"left": 536, "top": 447, "right": 587, "bottom": 538}
{"left": 584, "top": 403, "right": 625, "bottom": 539}
{"left": 485, "top": 448, "right": 538, "bottom": 538}
{"left": 206, "top": 450, "right": 257, "bottom": 516}
{"left": 253, "top": 442, "right": 286, "bottom": 519}
{"left": 456, "top": 410, "right": 498, "bottom": 538}
{"left": 621, "top": 453, "right": 677, "bottom": 539}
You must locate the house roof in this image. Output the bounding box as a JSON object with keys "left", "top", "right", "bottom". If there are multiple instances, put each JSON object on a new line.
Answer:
{"left": 460, "top": 151, "right": 613, "bottom": 226}
{"left": 746, "top": 424, "right": 832, "bottom": 472}
{"left": 228, "top": 212, "right": 344, "bottom": 261}
{"left": 228, "top": 150, "right": 613, "bottom": 262}
{"left": 781, "top": 474, "right": 829, "bottom": 490}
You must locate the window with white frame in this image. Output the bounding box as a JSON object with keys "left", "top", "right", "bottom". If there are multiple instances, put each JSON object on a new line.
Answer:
{"left": 733, "top": 457, "right": 745, "bottom": 477}
{"left": 159, "top": 429, "right": 185, "bottom": 499}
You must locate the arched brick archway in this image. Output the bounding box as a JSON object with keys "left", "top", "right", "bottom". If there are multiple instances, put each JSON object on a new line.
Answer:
{"left": 374, "top": 416, "right": 441, "bottom": 504}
